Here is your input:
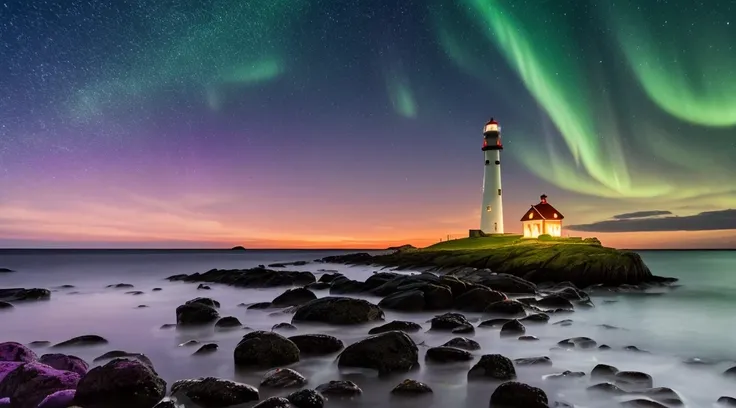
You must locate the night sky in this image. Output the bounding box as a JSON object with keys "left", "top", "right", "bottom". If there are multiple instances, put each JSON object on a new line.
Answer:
{"left": 1, "top": 0, "right": 735, "bottom": 249}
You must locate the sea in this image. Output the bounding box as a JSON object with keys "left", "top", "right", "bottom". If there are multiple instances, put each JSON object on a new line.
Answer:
{"left": 1, "top": 249, "right": 735, "bottom": 407}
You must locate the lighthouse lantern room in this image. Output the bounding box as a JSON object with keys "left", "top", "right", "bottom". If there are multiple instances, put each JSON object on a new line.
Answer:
{"left": 479, "top": 118, "right": 504, "bottom": 234}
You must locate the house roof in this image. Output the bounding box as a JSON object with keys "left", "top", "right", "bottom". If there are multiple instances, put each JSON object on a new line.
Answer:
{"left": 520, "top": 201, "right": 565, "bottom": 221}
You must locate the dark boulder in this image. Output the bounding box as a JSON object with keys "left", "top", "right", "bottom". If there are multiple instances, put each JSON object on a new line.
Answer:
{"left": 558, "top": 337, "right": 597, "bottom": 349}
{"left": 490, "top": 381, "right": 548, "bottom": 408}
{"left": 369, "top": 320, "right": 422, "bottom": 335}
{"left": 484, "top": 300, "right": 527, "bottom": 316}
{"left": 28, "top": 341, "right": 50, "bottom": 348}
{"left": 553, "top": 319, "right": 573, "bottom": 326}
{"left": 0, "top": 341, "right": 38, "bottom": 362}
{"left": 51, "top": 335, "right": 108, "bottom": 348}
{"left": 454, "top": 287, "right": 507, "bottom": 312}
{"left": 0, "top": 302, "right": 12, "bottom": 310}
{"left": 391, "top": 379, "right": 433, "bottom": 395}
{"left": 197, "top": 284, "right": 211, "bottom": 290}
{"left": 74, "top": 359, "right": 165, "bottom": 408}
{"left": 520, "top": 313, "right": 550, "bottom": 324}
{"left": 37, "top": 389, "right": 76, "bottom": 408}
{"left": 292, "top": 297, "right": 384, "bottom": 325}
{"left": 39, "top": 353, "right": 88, "bottom": 376}
{"left": 546, "top": 370, "right": 585, "bottom": 380}
{"left": 318, "top": 272, "right": 343, "bottom": 283}
{"left": 500, "top": 320, "right": 525, "bottom": 337}
{"left": 329, "top": 278, "right": 366, "bottom": 294}
{"left": 615, "top": 371, "right": 653, "bottom": 389}
{"left": 338, "top": 331, "right": 418, "bottom": 375}
{"left": 439, "top": 275, "right": 469, "bottom": 297}
{"left": 305, "top": 282, "right": 331, "bottom": 291}
{"left": 518, "top": 335, "right": 539, "bottom": 341}
{"left": 215, "top": 316, "right": 242, "bottom": 329}
{"left": 0, "top": 362, "right": 80, "bottom": 408}
{"left": 537, "top": 295, "right": 575, "bottom": 309}
{"left": 417, "top": 283, "right": 454, "bottom": 310}
{"left": 0, "top": 362, "right": 21, "bottom": 384}
{"left": 233, "top": 331, "right": 300, "bottom": 369}
{"left": 478, "top": 318, "right": 511, "bottom": 328}
{"left": 176, "top": 303, "right": 220, "bottom": 326}
{"left": 273, "top": 322, "right": 298, "bottom": 331}
{"left": 186, "top": 297, "right": 221, "bottom": 308}
{"left": 315, "top": 380, "right": 362, "bottom": 397}
{"left": 288, "top": 334, "right": 344, "bottom": 355}
{"left": 260, "top": 368, "right": 307, "bottom": 388}
{"left": 468, "top": 354, "right": 516, "bottom": 381}
{"left": 0, "top": 288, "right": 51, "bottom": 302}
{"left": 451, "top": 270, "right": 537, "bottom": 294}
{"left": 425, "top": 346, "right": 473, "bottom": 363}
{"left": 247, "top": 302, "right": 273, "bottom": 310}
{"left": 718, "top": 397, "right": 736, "bottom": 406}
{"left": 0, "top": 268, "right": 13, "bottom": 273}
{"left": 168, "top": 267, "right": 315, "bottom": 288}
{"left": 619, "top": 399, "right": 667, "bottom": 407}
{"left": 430, "top": 312, "right": 473, "bottom": 332}
{"left": 92, "top": 351, "right": 154, "bottom": 368}
{"left": 287, "top": 389, "right": 325, "bottom": 408}
{"left": 170, "top": 377, "right": 259, "bottom": 407}
{"left": 514, "top": 356, "right": 552, "bottom": 366}
{"left": 442, "top": 337, "right": 481, "bottom": 351}
{"left": 272, "top": 288, "right": 318, "bottom": 307}
{"left": 193, "top": 344, "right": 218, "bottom": 355}
{"left": 364, "top": 272, "right": 403, "bottom": 291}
{"left": 379, "top": 290, "right": 425, "bottom": 311}
{"left": 724, "top": 366, "right": 736, "bottom": 377}
{"left": 316, "top": 252, "right": 373, "bottom": 264}
{"left": 106, "top": 283, "right": 134, "bottom": 289}
{"left": 253, "top": 396, "right": 295, "bottom": 408}
{"left": 587, "top": 382, "right": 627, "bottom": 395}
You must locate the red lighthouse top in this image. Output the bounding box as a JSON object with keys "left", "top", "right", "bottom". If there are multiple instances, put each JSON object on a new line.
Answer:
{"left": 486, "top": 118, "right": 498, "bottom": 126}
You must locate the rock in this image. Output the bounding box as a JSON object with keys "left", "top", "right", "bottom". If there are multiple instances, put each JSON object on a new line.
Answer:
{"left": 537, "top": 295, "right": 575, "bottom": 309}
{"left": 467, "top": 354, "right": 516, "bottom": 381}
{"left": 232, "top": 246, "right": 247, "bottom": 251}
{"left": 292, "top": 297, "right": 384, "bottom": 325}
{"left": 136, "top": 304, "right": 148, "bottom": 308}
{"left": 288, "top": 334, "right": 344, "bottom": 355}
{"left": 214, "top": 316, "right": 241, "bottom": 329}
{"left": 329, "top": 278, "right": 366, "bottom": 294}
{"left": 305, "top": 282, "right": 331, "bottom": 291}
{"left": 379, "top": 289, "right": 425, "bottom": 311}
{"left": 599, "top": 344, "right": 612, "bottom": 350}
{"left": 619, "top": 399, "right": 667, "bottom": 407}
{"left": 74, "top": 358, "right": 165, "bottom": 408}
{"left": 639, "top": 387, "right": 682, "bottom": 404}
{"left": 234, "top": 331, "right": 300, "bottom": 369}
{"left": 0, "top": 398, "right": 8, "bottom": 407}
{"left": 724, "top": 366, "right": 736, "bottom": 377}
{"left": 519, "top": 336, "right": 539, "bottom": 341}
{"left": 0, "top": 302, "right": 12, "bottom": 310}
{"left": 315, "top": 380, "right": 362, "bottom": 397}
{"left": 176, "top": 302, "right": 220, "bottom": 326}
{"left": 125, "top": 290, "right": 145, "bottom": 295}
{"left": 439, "top": 275, "right": 469, "bottom": 296}
{"left": 51, "top": 335, "right": 108, "bottom": 348}
{"left": 167, "top": 267, "right": 315, "bottom": 288}
{"left": 0, "top": 341, "right": 38, "bottom": 362}
{"left": 442, "top": 337, "right": 480, "bottom": 351}
{"left": 558, "top": 337, "right": 597, "bottom": 349}
{"left": 197, "top": 284, "right": 211, "bottom": 290}
{"left": 152, "top": 287, "right": 162, "bottom": 291}
{"left": 272, "top": 288, "right": 318, "bottom": 307}
{"left": 623, "top": 345, "right": 649, "bottom": 353}
{"left": 490, "top": 381, "right": 548, "bottom": 408}
{"left": 520, "top": 313, "right": 550, "bottom": 324}
{"left": 170, "top": 377, "right": 259, "bottom": 407}
{"left": 39, "top": 354, "right": 89, "bottom": 376}
{"left": 430, "top": 312, "right": 473, "bottom": 332}
{"left": 0, "top": 362, "right": 21, "bottom": 385}
{"left": 587, "top": 382, "right": 627, "bottom": 395}
{"left": 180, "top": 340, "right": 200, "bottom": 347}
{"left": 287, "top": 389, "right": 325, "bottom": 408}
{"left": 369, "top": 321, "right": 422, "bottom": 335}
{"left": 106, "top": 283, "right": 134, "bottom": 289}
{"left": 514, "top": 356, "right": 552, "bottom": 366}
{"left": 92, "top": 351, "right": 153, "bottom": 368}
{"left": 247, "top": 302, "right": 273, "bottom": 310}
{"left": 152, "top": 399, "right": 177, "bottom": 408}
{"left": 615, "top": 371, "right": 653, "bottom": 389}
{"left": 338, "top": 331, "right": 418, "bottom": 375}
{"left": 546, "top": 370, "right": 585, "bottom": 380}
{"left": 28, "top": 341, "right": 51, "bottom": 348}
{"left": 450, "top": 270, "right": 538, "bottom": 294}
{"left": 0, "top": 362, "right": 80, "bottom": 408}
{"left": 0, "top": 268, "right": 13, "bottom": 273}
{"left": 273, "top": 322, "right": 298, "bottom": 331}
{"left": 500, "top": 319, "right": 525, "bottom": 337}
{"left": 718, "top": 396, "right": 736, "bottom": 406}
{"left": 186, "top": 297, "right": 221, "bottom": 308}
{"left": 391, "top": 379, "right": 433, "bottom": 395}
{"left": 0, "top": 288, "right": 51, "bottom": 302}
{"left": 484, "top": 300, "right": 527, "bottom": 316}
{"left": 160, "top": 324, "right": 176, "bottom": 329}
{"left": 478, "top": 318, "right": 511, "bottom": 328}
{"left": 425, "top": 346, "right": 473, "bottom": 363}
{"left": 454, "top": 287, "right": 507, "bottom": 312}
{"left": 260, "top": 368, "right": 307, "bottom": 388}
{"left": 553, "top": 319, "right": 573, "bottom": 326}
{"left": 253, "top": 396, "right": 295, "bottom": 408}
{"left": 37, "top": 389, "right": 76, "bottom": 408}
{"left": 193, "top": 344, "right": 218, "bottom": 355}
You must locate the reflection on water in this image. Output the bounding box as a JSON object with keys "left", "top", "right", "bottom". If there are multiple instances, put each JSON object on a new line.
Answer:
{"left": 1, "top": 249, "right": 736, "bottom": 407}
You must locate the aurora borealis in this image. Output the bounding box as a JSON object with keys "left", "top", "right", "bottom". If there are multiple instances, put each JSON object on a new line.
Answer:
{"left": 1, "top": 0, "right": 735, "bottom": 249}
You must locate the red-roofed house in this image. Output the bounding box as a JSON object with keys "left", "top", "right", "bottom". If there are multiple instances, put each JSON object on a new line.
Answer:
{"left": 521, "top": 194, "right": 565, "bottom": 238}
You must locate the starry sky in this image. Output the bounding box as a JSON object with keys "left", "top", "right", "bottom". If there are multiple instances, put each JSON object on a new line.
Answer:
{"left": 1, "top": 0, "right": 735, "bottom": 249}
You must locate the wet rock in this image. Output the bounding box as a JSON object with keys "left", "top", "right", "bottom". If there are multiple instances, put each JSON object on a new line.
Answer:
{"left": 106, "top": 283, "right": 134, "bottom": 289}
{"left": 315, "top": 380, "right": 362, "bottom": 397}
{"left": 379, "top": 290, "right": 425, "bottom": 311}
{"left": 152, "top": 288, "right": 162, "bottom": 291}
{"left": 74, "top": 359, "right": 165, "bottom": 408}
{"left": 160, "top": 324, "right": 176, "bottom": 330}
{"left": 467, "top": 354, "right": 516, "bottom": 381}
{"left": 587, "top": 382, "right": 627, "bottom": 395}
{"left": 287, "top": 389, "right": 325, "bottom": 408}
{"left": 329, "top": 278, "right": 366, "bottom": 294}
{"left": 197, "top": 284, "right": 211, "bottom": 290}
{"left": 623, "top": 345, "right": 649, "bottom": 353}
{"left": 51, "top": 335, "right": 108, "bottom": 348}
{"left": 272, "top": 288, "right": 318, "bottom": 307}
{"left": 273, "top": 322, "right": 298, "bottom": 331}
{"left": 723, "top": 366, "right": 736, "bottom": 377}
{"left": 484, "top": 300, "right": 527, "bottom": 316}
{"left": 176, "top": 302, "right": 220, "bottom": 326}
{"left": 92, "top": 351, "right": 153, "bottom": 368}
{"left": 552, "top": 402, "right": 575, "bottom": 407}
{"left": 170, "top": 377, "right": 259, "bottom": 407}
{"left": 253, "top": 396, "right": 295, "bottom": 408}
{"left": 415, "top": 283, "right": 454, "bottom": 310}
{"left": 619, "top": 399, "right": 667, "bottom": 407}
{"left": 453, "top": 287, "right": 507, "bottom": 312}
{"left": 168, "top": 267, "right": 316, "bottom": 288}
{"left": 0, "top": 302, "right": 12, "bottom": 310}
{"left": 546, "top": 370, "right": 585, "bottom": 380}
{"left": 553, "top": 319, "right": 573, "bottom": 326}
{"left": 136, "top": 304, "right": 148, "bottom": 308}
{"left": 558, "top": 337, "right": 597, "bottom": 349}
{"left": 193, "top": 344, "right": 218, "bottom": 355}
{"left": 591, "top": 364, "right": 619, "bottom": 380}
{"left": 317, "top": 270, "right": 340, "bottom": 277}
{"left": 28, "top": 341, "right": 51, "bottom": 348}
{"left": 537, "top": 295, "right": 575, "bottom": 309}
{"left": 519, "top": 335, "right": 539, "bottom": 341}
{"left": 186, "top": 297, "right": 221, "bottom": 308}
{"left": 438, "top": 275, "right": 468, "bottom": 296}
{"left": 500, "top": 319, "right": 525, "bottom": 337}
{"left": 0, "top": 268, "right": 13, "bottom": 273}
{"left": 425, "top": 346, "right": 473, "bottom": 363}
{"left": 442, "top": 337, "right": 480, "bottom": 351}
{"left": 478, "top": 318, "right": 511, "bottom": 328}
{"left": 369, "top": 320, "right": 422, "bottom": 335}
{"left": 215, "top": 316, "right": 242, "bottom": 329}
{"left": 490, "top": 381, "right": 548, "bottom": 408}
{"left": 0, "top": 341, "right": 38, "bottom": 362}
{"left": 39, "top": 353, "right": 89, "bottom": 376}
{"left": 247, "top": 302, "right": 273, "bottom": 310}
{"left": 234, "top": 331, "right": 300, "bottom": 369}
{"left": 179, "top": 340, "right": 199, "bottom": 347}
{"left": 452, "top": 324, "right": 475, "bottom": 334}
{"left": 599, "top": 344, "right": 612, "bottom": 350}
{"left": 0, "top": 288, "right": 51, "bottom": 302}
{"left": 0, "top": 362, "right": 21, "bottom": 384}
{"left": 288, "top": 334, "right": 344, "bottom": 355}
{"left": 639, "top": 387, "right": 682, "bottom": 404}
{"left": 37, "top": 389, "right": 76, "bottom": 408}
{"left": 260, "top": 368, "right": 307, "bottom": 388}
{"left": 430, "top": 312, "right": 473, "bottom": 332}
{"left": 305, "top": 282, "right": 331, "bottom": 291}
{"left": 718, "top": 396, "right": 736, "bottom": 406}
{"left": 391, "top": 379, "right": 433, "bottom": 395}
{"left": 520, "top": 313, "right": 550, "bottom": 324}
{"left": 514, "top": 356, "right": 552, "bottom": 366}
{"left": 0, "top": 362, "right": 80, "bottom": 408}
{"left": 615, "top": 371, "right": 653, "bottom": 389}
{"left": 338, "top": 331, "right": 418, "bottom": 375}
{"left": 292, "top": 297, "right": 384, "bottom": 325}
{"left": 125, "top": 290, "right": 145, "bottom": 295}
{"left": 450, "top": 270, "right": 537, "bottom": 294}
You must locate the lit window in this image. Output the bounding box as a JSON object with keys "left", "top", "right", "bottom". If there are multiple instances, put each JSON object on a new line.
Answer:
{"left": 553, "top": 213, "right": 558, "bottom": 218}
{"left": 529, "top": 213, "right": 534, "bottom": 219}
{"left": 486, "top": 206, "right": 492, "bottom": 212}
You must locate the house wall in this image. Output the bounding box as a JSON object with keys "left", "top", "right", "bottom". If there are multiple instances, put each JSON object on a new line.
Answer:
{"left": 522, "top": 220, "right": 545, "bottom": 238}
{"left": 544, "top": 220, "right": 563, "bottom": 237}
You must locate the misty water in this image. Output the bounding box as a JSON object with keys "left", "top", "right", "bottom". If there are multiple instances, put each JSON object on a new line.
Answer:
{"left": 1, "top": 249, "right": 736, "bottom": 407}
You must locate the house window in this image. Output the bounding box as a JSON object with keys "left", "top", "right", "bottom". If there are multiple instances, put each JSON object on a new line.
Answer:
{"left": 553, "top": 213, "right": 558, "bottom": 218}
{"left": 486, "top": 206, "right": 492, "bottom": 212}
{"left": 529, "top": 213, "right": 534, "bottom": 219}
{"left": 498, "top": 189, "right": 502, "bottom": 196}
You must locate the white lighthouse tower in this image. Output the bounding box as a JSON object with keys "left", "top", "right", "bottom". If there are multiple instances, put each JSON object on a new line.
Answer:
{"left": 480, "top": 118, "right": 504, "bottom": 234}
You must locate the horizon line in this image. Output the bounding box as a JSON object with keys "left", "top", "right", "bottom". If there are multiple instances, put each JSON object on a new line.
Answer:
{"left": 1, "top": 247, "right": 734, "bottom": 251}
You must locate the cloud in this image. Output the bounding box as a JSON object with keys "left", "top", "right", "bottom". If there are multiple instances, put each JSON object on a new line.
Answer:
{"left": 612, "top": 210, "right": 672, "bottom": 220}
{"left": 568, "top": 209, "right": 736, "bottom": 232}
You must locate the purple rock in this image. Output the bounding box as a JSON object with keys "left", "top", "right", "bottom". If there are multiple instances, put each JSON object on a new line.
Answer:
{"left": 38, "top": 389, "right": 76, "bottom": 408}
{"left": 0, "top": 398, "right": 8, "bottom": 407}
{"left": 0, "top": 362, "right": 80, "bottom": 408}
{"left": 0, "top": 342, "right": 38, "bottom": 363}
{"left": 73, "top": 358, "right": 166, "bottom": 408}
{"left": 39, "top": 354, "right": 89, "bottom": 376}
{"left": 0, "top": 362, "right": 22, "bottom": 384}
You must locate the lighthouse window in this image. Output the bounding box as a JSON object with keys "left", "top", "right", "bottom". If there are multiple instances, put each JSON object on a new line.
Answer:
{"left": 498, "top": 189, "right": 502, "bottom": 196}
{"left": 486, "top": 206, "right": 492, "bottom": 212}
{"left": 485, "top": 160, "right": 490, "bottom": 165}
{"left": 495, "top": 160, "right": 500, "bottom": 165}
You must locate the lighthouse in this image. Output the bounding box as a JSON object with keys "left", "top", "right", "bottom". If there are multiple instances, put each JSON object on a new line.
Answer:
{"left": 480, "top": 118, "right": 504, "bottom": 234}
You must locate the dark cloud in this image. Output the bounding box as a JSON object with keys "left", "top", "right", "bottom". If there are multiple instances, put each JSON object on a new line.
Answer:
{"left": 612, "top": 210, "right": 672, "bottom": 220}
{"left": 568, "top": 209, "right": 736, "bottom": 232}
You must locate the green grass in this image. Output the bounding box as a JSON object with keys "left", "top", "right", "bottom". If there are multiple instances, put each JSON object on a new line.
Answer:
{"left": 425, "top": 234, "right": 599, "bottom": 251}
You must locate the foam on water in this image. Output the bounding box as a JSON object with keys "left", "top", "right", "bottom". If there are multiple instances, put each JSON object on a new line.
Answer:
{"left": 1, "top": 249, "right": 735, "bottom": 407}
